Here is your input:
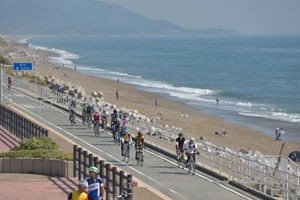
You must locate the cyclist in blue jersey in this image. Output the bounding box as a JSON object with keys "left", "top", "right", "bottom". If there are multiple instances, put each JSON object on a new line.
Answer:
{"left": 85, "top": 166, "right": 105, "bottom": 200}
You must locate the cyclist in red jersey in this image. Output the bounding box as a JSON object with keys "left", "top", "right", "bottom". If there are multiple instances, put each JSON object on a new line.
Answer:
{"left": 93, "top": 111, "right": 101, "bottom": 129}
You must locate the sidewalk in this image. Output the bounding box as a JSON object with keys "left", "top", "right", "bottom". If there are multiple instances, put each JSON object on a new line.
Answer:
{"left": 0, "top": 173, "right": 77, "bottom": 200}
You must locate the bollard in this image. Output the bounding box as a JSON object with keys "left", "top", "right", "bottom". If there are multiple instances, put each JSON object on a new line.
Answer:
{"left": 127, "top": 174, "right": 133, "bottom": 200}
{"left": 73, "top": 145, "right": 78, "bottom": 177}
{"left": 105, "top": 163, "right": 111, "bottom": 200}
{"left": 112, "top": 167, "right": 117, "bottom": 197}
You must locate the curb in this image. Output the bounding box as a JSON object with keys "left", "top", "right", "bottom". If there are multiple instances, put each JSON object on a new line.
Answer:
{"left": 229, "top": 181, "right": 275, "bottom": 200}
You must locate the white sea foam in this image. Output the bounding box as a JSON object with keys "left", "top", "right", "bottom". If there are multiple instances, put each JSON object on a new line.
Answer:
{"left": 29, "top": 44, "right": 80, "bottom": 67}
{"left": 239, "top": 111, "right": 300, "bottom": 123}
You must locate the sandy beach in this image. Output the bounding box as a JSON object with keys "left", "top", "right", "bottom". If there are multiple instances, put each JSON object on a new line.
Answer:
{"left": 1, "top": 36, "right": 299, "bottom": 156}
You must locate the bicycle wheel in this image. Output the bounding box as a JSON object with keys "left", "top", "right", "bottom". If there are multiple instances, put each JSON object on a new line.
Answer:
{"left": 192, "top": 162, "right": 195, "bottom": 175}
{"left": 96, "top": 125, "right": 100, "bottom": 137}
{"left": 139, "top": 152, "right": 144, "bottom": 167}
{"left": 136, "top": 151, "right": 140, "bottom": 166}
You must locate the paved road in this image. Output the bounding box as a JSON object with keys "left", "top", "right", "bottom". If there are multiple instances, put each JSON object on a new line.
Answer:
{"left": 3, "top": 85, "right": 260, "bottom": 200}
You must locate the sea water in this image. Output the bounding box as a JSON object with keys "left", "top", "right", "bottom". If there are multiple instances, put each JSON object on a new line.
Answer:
{"left": 28, "top": 35, "right": 300, "bottom": 141}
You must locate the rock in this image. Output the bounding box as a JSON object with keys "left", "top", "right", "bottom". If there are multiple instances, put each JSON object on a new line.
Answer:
{"left": 184, "top": 114, "right": 189, "bottom": 118}
{"left": 91, "top": 90, "right": 97, "bottom": 97}
{"left": 97, "top": 91, "right": 104, "bottom": 98}
{"left": 180, "top": 114, "right": 184, "bottom": 117}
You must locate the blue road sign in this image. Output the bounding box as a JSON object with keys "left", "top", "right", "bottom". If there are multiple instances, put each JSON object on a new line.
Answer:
{"left": 13, "top": 63, "right": 32, "bottom": 70}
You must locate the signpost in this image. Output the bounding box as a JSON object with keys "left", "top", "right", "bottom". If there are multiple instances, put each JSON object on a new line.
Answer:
{"left": 13, "top": 63, "right": 32, "bottom": 71}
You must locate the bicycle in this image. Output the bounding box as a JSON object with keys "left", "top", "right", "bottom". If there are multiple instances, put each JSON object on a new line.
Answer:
{"left": 136, "top": 146, "right": 144, "bottom": 167}
{"left": 82, "top": 113, "right": 87, "bottom": 125}
{"left": 69, "top": 112, "right": 76, "bottom": 126}
{"left": 94, "top": 121, "right": 101, "bottom": 137}
{"left": 113, "top": 190, "right": 127, "bottom": 200}
{"left": 86, "top": 113, "right": 92, "bottom": 127}
{"left": 122, "top": 142, "right": 130, "bottom": 163}
{"left": 8, "top": 82, "right": 11, "bottom": 91}
{"left": 101, "top": 117, "right": 107, "bottom": 133}
{"left": 186, "top": 151, "right": 197, "bottom": 175}
{"left": 177, "top": 149, "right": 185, "bottom": 168}
{"left": 115, "top": 131, "right": 121, "bottom": 146}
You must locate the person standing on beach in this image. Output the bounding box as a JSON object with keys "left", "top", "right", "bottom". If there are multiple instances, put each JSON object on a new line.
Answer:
{"left": 155, "top": 97, "right": 158, "bottom": 106}
{"left": 275, "top": 127, "right": 280, "bottom": 141}
{"left": 279, "top": 128, "right": 287, "bottom": 141}
{"left": 116, "top": 89, "right": 119, "bottom": 100}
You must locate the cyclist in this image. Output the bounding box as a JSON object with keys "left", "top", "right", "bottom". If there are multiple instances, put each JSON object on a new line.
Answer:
{"left": 86, "top": 104, "right": 94, "bottom": 124}
{"left": 85, "top": 166, "right": 105, "bottom": 200}
{"left": 121, "top": 129, "right": 132, "bottom": 156}
{"left": 175, "top": 133, "right": 186, "bottom": 159}
{"left": 81, "top": 102, "right": 88, "bottom": 124}
{"left": 135, "top": 131, "right": 145, "bottom": 160}
{"left": 68, "top": 179, "right": 88, "bottom": 200}
{"left": 93, "top": 111, "right": 101, "bottom": 130}
{"left": 185, "top": 137, "right": 198, "bottom": 165}
{"left": 7, "top": 76, "right": 12, "bottom": 90}
{"left": 68, "top": 101, "right": 76, "bottom": 124}
{"left": 101, "top": 110, "right": 107, "bottom": 129}
{"left": 110, "top": 110, "right": 118, "bottom": 130}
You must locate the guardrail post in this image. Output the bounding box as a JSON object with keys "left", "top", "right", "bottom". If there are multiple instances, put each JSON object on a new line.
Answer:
{"left": 78, "top": 148, "right": 83, "bottom": 180}
{"left": 94, "top": 157, "right": 99, "bottom": 173}
{"left": 89, "top": 153, "right": 94, "bottom": 167}
{"left": 112, "top": 167, "right": 117, "bottom": 198}
{"left": 73, "top": 145, "right": 78, "bottom": 177}
{"left": 127, "top": 174, "right": 133, "bottom": 200}
{"left": 100, "top": 160, "right": 104, "bottom": 179}
{"left": 119, "top": 171, "right": 124, "bottom": 195}
{"left": 106, "top": 163, "right": 111, "bottom": 200}
{"left": 83, "top": 151, "right": 89, "bottom": 177}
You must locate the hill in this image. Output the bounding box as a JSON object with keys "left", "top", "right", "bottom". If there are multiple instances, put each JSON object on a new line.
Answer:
{"left": 0, "top": 0, "right": 238, "bottom": 36}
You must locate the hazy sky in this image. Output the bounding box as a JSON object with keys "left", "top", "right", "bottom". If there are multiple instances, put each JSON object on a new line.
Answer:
{"left": 100, "top": 0, "right": 300, "bottom": 35}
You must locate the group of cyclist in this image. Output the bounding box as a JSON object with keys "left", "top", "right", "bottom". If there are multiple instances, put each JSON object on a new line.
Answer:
{"left": 69, "top": 101, "right": 198, "bottom": 168}
{"left": 68, "top": 104, "right": 145, "bottom": 161}
{"left": 176, "top": 133, "right": 199, "bottom": 167}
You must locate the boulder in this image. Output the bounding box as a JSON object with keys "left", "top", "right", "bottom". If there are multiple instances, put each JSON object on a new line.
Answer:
{"left": 97, "top": 91, "right": 104, "bottom": 98}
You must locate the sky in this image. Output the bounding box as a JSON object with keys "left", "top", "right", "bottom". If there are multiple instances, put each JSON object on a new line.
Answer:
{"left": 100, "top": 0, "right": 300, "bottom": 35}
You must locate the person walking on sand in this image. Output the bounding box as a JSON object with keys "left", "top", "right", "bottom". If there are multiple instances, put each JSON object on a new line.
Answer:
{"left": 155, "top": 97, "right": 158, "bottom": 106}
{"left": 216, "top": 97, "right": 220, "bottom": 105}
{"left": 116, "top": 89, "right": 119, "bottom": 100}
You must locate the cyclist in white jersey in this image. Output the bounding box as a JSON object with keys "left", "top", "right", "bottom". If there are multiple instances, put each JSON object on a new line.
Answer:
{"left": 185, "top": 137, "right": 198, "bottom": 164}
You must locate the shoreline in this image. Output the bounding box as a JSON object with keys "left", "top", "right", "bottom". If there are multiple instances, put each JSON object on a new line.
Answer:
{"left": 1, "top": 36, "right": 300, "bottom": 156}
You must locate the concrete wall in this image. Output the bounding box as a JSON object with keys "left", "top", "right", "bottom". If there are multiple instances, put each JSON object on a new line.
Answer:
{"left": 0, "top": 157, "right": 73, "bottom": 177}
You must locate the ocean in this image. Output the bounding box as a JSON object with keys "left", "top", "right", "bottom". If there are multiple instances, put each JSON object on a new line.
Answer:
{"left": 27, "top": 35, "right": 300, "bottom": 142}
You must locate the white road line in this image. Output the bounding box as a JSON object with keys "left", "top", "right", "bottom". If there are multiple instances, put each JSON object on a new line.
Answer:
{"left": 10, "top": 88, "right": 253, "bottom": 200}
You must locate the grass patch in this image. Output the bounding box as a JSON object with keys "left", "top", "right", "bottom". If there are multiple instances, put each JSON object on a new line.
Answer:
{"left": 0, "top": 137, "right": 72, "bottom": 161}
{"left": 0, "top": 55, "right": 10, "bottom": 65}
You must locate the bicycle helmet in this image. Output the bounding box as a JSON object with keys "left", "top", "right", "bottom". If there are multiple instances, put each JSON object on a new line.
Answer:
{"left": 89, "top": 166, "right": 98, "bottom": 173}
{"left": 190, "top": 137, "right": 195, "bottom": 141}
{"left": 78, "top": 179, "right": 88, "bottom": 188}
{"left": 138, "top": 131, "right": 143, "bottom": 136}
{"left": 178, "top": 133, "right": 183, "bottom": 137}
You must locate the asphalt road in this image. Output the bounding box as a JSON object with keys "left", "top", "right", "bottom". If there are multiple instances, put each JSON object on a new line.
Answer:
{"left": 3, "top": 85, "right": 260, "bottom": 200}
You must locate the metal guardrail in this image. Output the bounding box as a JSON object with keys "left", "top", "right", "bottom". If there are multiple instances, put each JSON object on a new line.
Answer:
{"left": 8, "top": 75, "right": 300, "bottom": 200}
{"left": 73, "top": 145, "right": 133, "bottom": 200}
{"left": 0, "top": 104, "right": 48, "bottom": 139}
